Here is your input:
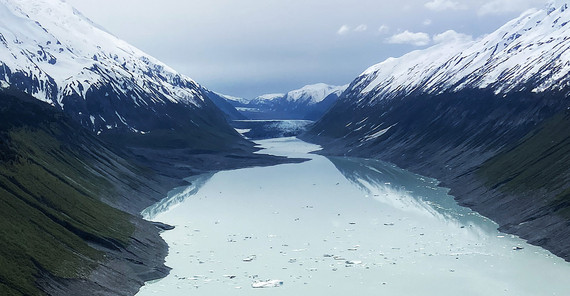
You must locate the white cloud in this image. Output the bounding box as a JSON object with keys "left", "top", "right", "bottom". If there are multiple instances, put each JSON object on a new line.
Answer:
{"left": 386, "top": 30, "right": 431, "bottom": 46}
{"left": 378, "top": 25, "right": 390, "bottom": 34}
{"left": 433, "top": 30, "right": 473, "bottom": 44}
{"left": 337, "top": 25, "right": 351, "bottom": 35}
{"left": 338, "top": 24, "right": 369, "bottom": 35}
{"left": 425, "top": 0, "right": 464, "bottom": 11}
{"left": 354, "top": 24, "right": 368, "bottom": 32}
{"left": 478, "top": 0, "right": 544, "bottom": 15}
{"left": 423, "top": 19, "right": 433, "bottom": 26}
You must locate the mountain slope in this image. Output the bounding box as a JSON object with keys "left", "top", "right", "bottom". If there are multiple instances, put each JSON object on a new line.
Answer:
{"left": 0, "top": 0, "right": 242, "bottom": 146}
{"left": 346, "top": 2, "right": 570, "bottom": 105}
{"left": 0, "top": 86, "right": 301, "bottom": 296}
{"left": 231, "top": 83, "right": 347, "bottom": 120}
{"left": 305, "top": 1, "right": 570, "bottom": 260}
{"left": 0, "top": 1, "right": 301, "bottom": 295}
{"left": 0, "top": 88, "right": 172, "bottom": 296}
{"left": 202, "top": 89, "right": 247, "bottom": 121}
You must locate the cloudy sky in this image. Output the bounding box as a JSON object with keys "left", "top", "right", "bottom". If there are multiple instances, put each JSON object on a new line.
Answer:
{"left": 66, "top": 0, "right": 549, "bottom": 98}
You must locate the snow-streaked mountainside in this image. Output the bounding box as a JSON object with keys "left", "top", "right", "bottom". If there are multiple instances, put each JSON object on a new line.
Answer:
{"left": 306, "top": 1, "right": 570, "bottom": 263}
{"left": 251, "top": 83, "right": 347, "bottom": 105}
{"left": 228, "top": 83, "right": 348, "bottom": 120}
{"left": 254, "top": 93, "right": 285, "bottom": 102}
{"left": 349, "top": 1, "right": 570, "bottom": 105}
{"left": 286, "top": 83, "right": 347, "bottom": 104}
{"left": 0, "top": 0, "right": 219, "bottom": 134}
{"left": 216, "top": 92, "right": 250, "bottom": 105}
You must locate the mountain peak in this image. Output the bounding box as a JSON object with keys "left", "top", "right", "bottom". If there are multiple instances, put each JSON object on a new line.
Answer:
{"left": 285, "top": 83, "right": 348, "bottom": 104}
{"left": 352, "top": 1, "right": 570, "bottom": 103}
{"left": 0, "top": 0, "right": 211, "bottom": 133}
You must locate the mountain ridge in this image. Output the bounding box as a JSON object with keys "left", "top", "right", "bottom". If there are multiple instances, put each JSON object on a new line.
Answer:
{"left": 0, "top": 0, "right": 237, "bottom": 137}
{"left": 345, "top": 1, "right": 570, "bottom": 108}
{"left": 304, "top": 1, "right": 570, "bottom": 261}
{"left": 224, "top": 83, "right": 347, "bottom": 120}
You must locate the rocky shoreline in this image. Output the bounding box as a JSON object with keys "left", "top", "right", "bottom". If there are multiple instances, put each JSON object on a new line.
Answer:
{"left": 302, "top": 125, "right": 570, "bottom": 262}
{"left": 52, "top": 149, "right": 306, "bottom": 296}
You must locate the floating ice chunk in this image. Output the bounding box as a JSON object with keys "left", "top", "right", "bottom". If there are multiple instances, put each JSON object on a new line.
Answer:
{"left": 251, "top": 279, "right": 284, "bottom": 288}
{"left": 243, "top": 255, "right": 257, "bottom": 262}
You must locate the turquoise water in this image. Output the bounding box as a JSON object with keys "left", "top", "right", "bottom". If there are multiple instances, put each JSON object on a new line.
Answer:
{"left": 137, "top": 137, "right": 570, "bottom": 296}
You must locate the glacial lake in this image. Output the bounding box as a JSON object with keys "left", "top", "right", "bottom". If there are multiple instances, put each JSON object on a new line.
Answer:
{"left": 137, "top": 137, "right": 570, "bottom": 296}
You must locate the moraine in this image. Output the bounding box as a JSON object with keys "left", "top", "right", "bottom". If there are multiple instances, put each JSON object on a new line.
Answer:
{"left": 137, "top": 137, "right": 570, "bottom": 296}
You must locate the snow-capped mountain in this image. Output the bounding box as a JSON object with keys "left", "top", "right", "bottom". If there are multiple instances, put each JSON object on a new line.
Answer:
{"left": 216, "top": 92, "right": 250, "bottom": 105}
{"left": 287, "top": 83, "right": 347, "bottom": 103}
{"left": 253, "top": 93, "right": 286, "bottom": 102}
{"left": 347, "top": 1, "right": 570, "bottom": 106}
{"left": 231, "top": 83, "right": 348, "bottom": 120}
{"left": 305, "top": 1, "right": 570, "bottom": 263}
{"left": 312, "top": 1, "right": 570, "bottom": 146}
{"left": 0, "top": 0, "right": 227, "bottom": 135}
{"left": 250, "top": 83, "right": 347, "bottom": 105}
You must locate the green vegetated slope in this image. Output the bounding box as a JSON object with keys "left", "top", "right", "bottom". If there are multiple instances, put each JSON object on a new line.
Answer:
{"left": 0, "top": 89, "right": 139, "bottom": 295}
{"left": 479, "top": 110, "right": 570, "bottom": 217}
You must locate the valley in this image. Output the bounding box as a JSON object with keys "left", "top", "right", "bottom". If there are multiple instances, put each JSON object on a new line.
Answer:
{"left": 0, "top": 0, "right": 569, "bottom": 295}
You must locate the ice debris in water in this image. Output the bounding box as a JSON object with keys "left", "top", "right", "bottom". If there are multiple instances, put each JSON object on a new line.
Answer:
{"left": 251, "top": 279, "right": 284, "bottom": 288}
{"left": 243, "top": 255, "right": 257, "bottom": 262}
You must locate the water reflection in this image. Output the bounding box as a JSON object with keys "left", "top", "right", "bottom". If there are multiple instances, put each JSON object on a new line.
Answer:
{"left": 138, "top": 138, "right": 570, "bottom": 296}
{"left": 142, "top": 173, "right": 215, "bottom": 220}
{"left": 327, "top": 156, "right": 496, "bottom": 233}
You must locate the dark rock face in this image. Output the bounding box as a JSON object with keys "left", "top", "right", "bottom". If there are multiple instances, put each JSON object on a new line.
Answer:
{"left": 304, "top": 86, "right": 570, "bottom": 261}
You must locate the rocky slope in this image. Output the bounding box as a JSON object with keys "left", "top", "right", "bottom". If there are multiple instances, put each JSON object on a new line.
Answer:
{"left": 0, "top": 1, "right": 300, "bottom": 295}
{"left": 304, "top": 1, "right": 570, "bottom": 260}
{"left": 0, "top": 82, "right": 300, "bottom": 296}
{"left": 0, "top": 88, "right": 173, "bottom": 296}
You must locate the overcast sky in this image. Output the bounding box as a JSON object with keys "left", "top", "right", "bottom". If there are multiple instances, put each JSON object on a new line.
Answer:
{"left": 66, "top": 0, "right": 549, "bottom": 98}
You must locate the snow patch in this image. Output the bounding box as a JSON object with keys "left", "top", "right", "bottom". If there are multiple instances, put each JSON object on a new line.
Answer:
{"left": 363, "top": 124, "right": 396, "bottom": 141}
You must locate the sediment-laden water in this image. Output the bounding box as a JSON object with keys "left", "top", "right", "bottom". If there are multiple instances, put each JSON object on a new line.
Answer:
{"left": 137, "top": 137, "right": 570, "bottom": 296}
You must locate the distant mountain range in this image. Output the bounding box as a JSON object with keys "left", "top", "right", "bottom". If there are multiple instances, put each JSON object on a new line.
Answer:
{"left": 219, "top": 83, "right": 348, "bottom": 120}
{"left": 305, "top": 1, "right": 570, "bottom": 261}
